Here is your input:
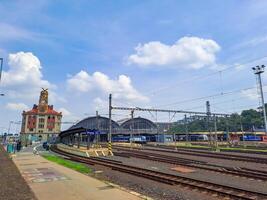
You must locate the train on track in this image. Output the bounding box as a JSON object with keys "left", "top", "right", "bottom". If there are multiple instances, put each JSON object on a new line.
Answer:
{"left": 177, "top": 133, "right": 267, "bottom": 142}
{"left": 112, "top": 135, "right": 147, "bottom": 144}
{"left": 112, "top": 133, "right": 267, "bottom": 144}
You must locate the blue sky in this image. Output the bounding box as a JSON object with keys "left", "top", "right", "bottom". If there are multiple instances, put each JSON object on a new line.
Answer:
{"left": 1, "top": 0, "right": 267, "bottom": 133}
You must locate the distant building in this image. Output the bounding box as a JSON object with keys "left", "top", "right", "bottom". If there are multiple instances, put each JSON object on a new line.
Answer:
{"left": 20, "top": 89, "right": 62, "bottom": 144}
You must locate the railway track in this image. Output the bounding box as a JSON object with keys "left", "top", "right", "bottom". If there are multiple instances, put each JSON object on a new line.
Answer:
{"left": 51, "top": 145, "right": 267, "bottom": 200}
{"left": 113, "top": 148, "right": 267, "bottom": 181}
{"left": 151, "top": 144, "right": 267, "bottom": 155}
{"left": 117, "top": 145, "right": 267, "bottom": 164}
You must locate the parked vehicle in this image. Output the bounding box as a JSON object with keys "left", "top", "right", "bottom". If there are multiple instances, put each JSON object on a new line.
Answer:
{"left": 130, "top": 136, "right": 147, "bottom": 144}
{"left": 241, "top": 135, "right": 262, "bottom": 141}
{"left": 42, "top": 142, "right": 50, "bottom": 150}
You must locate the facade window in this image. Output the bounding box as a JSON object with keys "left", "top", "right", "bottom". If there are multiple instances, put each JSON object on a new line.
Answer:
{"left": 39, "top": 118, "right": 45, "bottom": 123}
{"left": 29, "top": 128, "right": 33, "bottom": 131}
{"left": 38, "top": 124, "right": 44, "bottom": 129}
{"left": 48, "top": 128, "right": 52, "bottom": 131}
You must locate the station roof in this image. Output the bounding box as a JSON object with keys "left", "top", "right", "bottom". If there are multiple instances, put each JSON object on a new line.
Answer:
{"left": 120, "top": 117, "right": 157, "bottom": 129}
{"left": 69, "top": 116, "right": 120, "bottom": 130}
{"left": 59, "top": 127, "right": 86, "bottom": 137}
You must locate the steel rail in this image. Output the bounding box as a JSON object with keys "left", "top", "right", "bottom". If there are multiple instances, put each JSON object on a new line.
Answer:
{"left": 129, "top": 145, "right": 267, "bottom": 164}
{"left": 114, "top": 149, "right": 267, "bottom": 181}
{"left": 51, "top": 145, "right": 267, "bottom": 200}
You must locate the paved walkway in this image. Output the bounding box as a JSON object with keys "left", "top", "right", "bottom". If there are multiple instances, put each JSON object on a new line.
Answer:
{"left": 13, "top": 151, "right": 142, "bottom": 200}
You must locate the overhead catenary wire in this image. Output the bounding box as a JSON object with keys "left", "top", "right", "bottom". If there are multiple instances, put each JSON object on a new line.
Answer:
{"left": 212, "top": 104, "right": 260, "bottom": 114}
{"left": 144, "top": 55, "right": 267, "bottom": 97}
{"left": 155, "top": 84, "right": 265, "bottom": 108}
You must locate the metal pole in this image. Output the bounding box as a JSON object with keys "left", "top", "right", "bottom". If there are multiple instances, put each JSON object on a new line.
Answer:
{"left": 185, "top": 114, "right": 189, "bottom": 145}
{"left": 258, "top": 71, "right": 267, "bottom": 133}
{"left": 8, "top": 121, "right": 12, "bottom": 135}
{"left": 96, "top": 111, "right": 99, "bottom": 145}
{"left": 240, "top": 116, "right": 245, "bottom": 148}
{"left": 226, "top": 116, "right": 230, "bottom": 146}
{"left": 156, "top": 111, "right": 159, "bottom": 143}
{"left": 108, "top": 94, "right": 112, "bottom": 142}
{"left": 108, "top": 94, "right": 113, "bottom": 154}
{"left": 130, "top": 110, "right": 134, "bottom": 147}
{"left": 253, "top": 65, "right": 267, "bottom": 134}
{"left": 0, "top": 58, "right": 3, "bottom": 83}
{"left": 167, "top": 112, "right": 176, "bottom": 148}
{"left": 206, "top": 101, "right": 212, "bottom": 147}
{"left": 0, "top": 58, "right": 4, "bottom": 97}
{"left": 214, "top": 115, "right": 218, "bottom": 149}
{"left": 78, "top": 133, "right": 81, "bottom": 148}
{"left": 87, "top": 130, "right": 89, "bottom": 150}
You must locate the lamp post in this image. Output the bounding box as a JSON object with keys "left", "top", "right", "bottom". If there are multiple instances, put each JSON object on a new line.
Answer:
{"left": 0, "top": 58, "right": 4, "bottom": 97}
{"left": 252, "top": 65, "right": 267, "bottom": 134}
{"left": 0, "top": 58, "right": 3, "bottom": 82}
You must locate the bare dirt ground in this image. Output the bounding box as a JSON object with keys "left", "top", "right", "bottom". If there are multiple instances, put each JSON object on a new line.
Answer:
{"left": 0, "top": 145, "right": 36, "bottom": 200}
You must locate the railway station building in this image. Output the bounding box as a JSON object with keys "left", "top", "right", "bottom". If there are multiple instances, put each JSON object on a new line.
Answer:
{"left": 20, "top": 89, "right": 62, "bottom": 145}
{"left": 60, "top": 115, "right": 174, "bottom": 145}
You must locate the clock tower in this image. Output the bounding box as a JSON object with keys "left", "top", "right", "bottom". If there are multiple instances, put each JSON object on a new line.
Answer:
{"left": 38, "top": 88, "right": 48, "bottom": 113}
{"left": 20, "top": 88, "right": 62, "bottom": 146}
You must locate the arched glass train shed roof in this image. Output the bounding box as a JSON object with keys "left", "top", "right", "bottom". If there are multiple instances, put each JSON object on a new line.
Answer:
{"left": 69, "top": 116, "right": 120, "bottom": 131}
{"left": 120, "top": 117, "right": 157, "bottom": 130}
{"left": 60, "top": 116, "right": 158, "bottom": 137}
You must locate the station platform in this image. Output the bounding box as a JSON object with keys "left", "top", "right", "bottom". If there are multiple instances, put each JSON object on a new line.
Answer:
{"left": 13, "top": 150, "right": 142, "bottom": 200}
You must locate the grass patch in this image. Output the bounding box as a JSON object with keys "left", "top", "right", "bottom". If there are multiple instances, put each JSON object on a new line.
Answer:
{"left": 42, "top": 154, "right": 92, "bottom": 174}
{"left": 218, "top": 147, "right": 267, "bottom": 152}
{"left": 176, "top": 143, "right": 211, "bottom": 149}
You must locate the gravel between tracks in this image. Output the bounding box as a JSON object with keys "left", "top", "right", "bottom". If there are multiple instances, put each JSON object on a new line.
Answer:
{"left": 149, "top": 145, "right": 267, "bottom": 157}
{"left": 109, "top": 155, "right": 267, "bottom": 194}
{"left": 86, "top": 150, "right": 267, "bottom": 200}
{"left": 135, "top": 148, "right": 267, "bottom": 171}
{"left": 91, "top": 165, "right": 222, "bottom": 200}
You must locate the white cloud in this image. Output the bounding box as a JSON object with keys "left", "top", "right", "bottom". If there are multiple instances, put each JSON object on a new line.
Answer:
{"left": 58, "top": 107, "right": 71, "bottom": 116}
{"left": 0, "top": 23, "right": 33, "bottom": 42}
{"left": 241, "top": 88, "right": 257, "bottom": 100}
{"left": 1, "top": 51, "right": 56, "bottom": 100}
{"left": 57, "top": 108, "right": 81, "bottom": 130}
{"left": 235, "top": 35, "right": 267, "bottom": 49}
{"left": 67, "top": 71, "right": 148, "bottom": 102}
{"left": 127, "top": 36, "right": 220, "bottom": 69}
{"left": 6, "top": 102, "right": 29, "bottom": 111}
{"left": 93, "top": 97, "right": 108, "bottom": 111}
{"left": 241, "top": 86, "right": 267, "bottom": 100}
{"left": 66, "top": 70, "right": 91, "bottom": 92}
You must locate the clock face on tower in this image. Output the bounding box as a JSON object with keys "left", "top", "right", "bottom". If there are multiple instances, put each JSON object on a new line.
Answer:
{"left": 39, "top": 105, "right": 46, "bottom": 112}
{"left": 39, "top": 89, "right": 48, "bottom": 104}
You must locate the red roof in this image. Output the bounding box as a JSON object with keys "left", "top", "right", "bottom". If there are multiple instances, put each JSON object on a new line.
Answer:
{"left": 23, "top": 104, "right": 62, "bottom": 115}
